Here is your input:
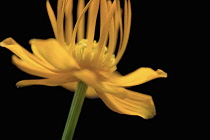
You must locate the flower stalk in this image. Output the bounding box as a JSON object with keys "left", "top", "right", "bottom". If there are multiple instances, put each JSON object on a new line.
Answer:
{"left": 61, "top": 81, "right": 88, "bottom": 140}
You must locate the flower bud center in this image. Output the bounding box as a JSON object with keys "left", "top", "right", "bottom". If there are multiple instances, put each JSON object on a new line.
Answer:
{"left": 74, "top": 39, "right": 116, "bottom": 72}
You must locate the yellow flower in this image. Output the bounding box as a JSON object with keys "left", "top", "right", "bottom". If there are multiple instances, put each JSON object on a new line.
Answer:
{"left": 0, "top": 0, "right": 167, "bottom": 119}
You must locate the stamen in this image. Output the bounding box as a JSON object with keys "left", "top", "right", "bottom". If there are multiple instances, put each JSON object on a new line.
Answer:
{"left": 74, "top": 39, "right": 116, "bottom": 72}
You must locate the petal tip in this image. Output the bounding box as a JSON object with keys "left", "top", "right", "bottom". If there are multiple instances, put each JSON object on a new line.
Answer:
{"left": 142, "top": 98, "right": 156, "bottom": 119}
{"left": 16, "top": 81, "right": 25, "bottom": 88}
{"left": 0, "top": 37, "right": 14, "bottom": 47}
{"left": 157, "top": 69, "right": 167, "bottom": 78}
{"left": 16, "top": 85, "right": 22, "bottom": 88}
{"left": 142, "top": 109, "right": 156, "bottom": 119}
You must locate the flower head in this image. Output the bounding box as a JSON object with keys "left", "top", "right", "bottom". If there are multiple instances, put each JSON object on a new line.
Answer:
{"left": 0, "top": 0, "right": 167, "bottom": 119}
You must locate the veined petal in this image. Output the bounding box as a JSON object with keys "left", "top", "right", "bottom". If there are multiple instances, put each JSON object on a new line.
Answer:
{"left": 12, "top": 55, "right": 57, "bottom": 78}
{"left": 97, "top": 89, "right": 156, "bottom": 119}
{"left": 30, "top": 38, "right": 80, "bottom": 71}
{"left": 62, "top": 82, "right": 98, "bottom": 98}
{"left": 110, "top": 67, "right": 167, "bottom": 87}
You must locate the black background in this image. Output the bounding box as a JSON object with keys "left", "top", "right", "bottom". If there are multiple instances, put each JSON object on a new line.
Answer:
{"left": 0, "top": 0, "right": 173, "bottom": 139}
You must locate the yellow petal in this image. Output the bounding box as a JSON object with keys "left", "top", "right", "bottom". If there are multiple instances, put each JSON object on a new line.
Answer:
{"left": 97, "top": 89, "right": 156, "bottom": 119}
{"left": 12, "top": 55, "right": 57, "bottom": 78}
{"left": 0, "top": 38, "right": 55, "bottom": 70}
{"left": 69, "top": 0, "right": 94, "bottom": 54}
{"left": 16, "top": 79, "right": 61, "bottom": 87}
{"left": 86, "top": 0, "right": 99, "bottom": 44}
{"left": 56, "top": 0, "right": 66, "bottom": 45}
{"left": 30, "top": 38, "right": 80, "bottom": 71}
{"left": 73, "top": 69, "right": 125, "bottom": 98}
{"left": 62, "top": 82, "right": 98, "bottom": 98}
{"left": 16, "top": 73, "right": 78, "bottom": 87}
{"left": 64, "top": 0, "right": 73, "bottom": 45}
{"left": 115, "top": 0, "right": 131, "bottom": 64}
{"left": 110, "top": 67, "right": 167, "bottom": 87}
{"left": 77, "top": 0, "right": 85, "bottom": 42}
{"left": 97, "top": 70, "right": 122, "bottom": 82}
{"left": 46, "top": 0, "right": 58, "bottom": 39}
{"left": 96, "top": 0, "right": 117, "bottom": 56}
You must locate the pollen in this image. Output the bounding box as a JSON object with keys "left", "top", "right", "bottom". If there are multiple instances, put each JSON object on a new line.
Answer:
{"left": 73, "top": 39, "right": 117, "bottom": 72}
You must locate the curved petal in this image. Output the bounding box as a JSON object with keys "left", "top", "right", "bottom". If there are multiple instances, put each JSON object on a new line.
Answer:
{"left": 97, "top": 89, "right": 156, "bottom": 119}
{"left": 16, "top": 73, "right": 79, "bottom": 87}
{"left": 76, "top": 0, "right": 85, "bottom": 42}
{"left": 0, "top": 38, "right": 55, "bottom": 70}
{"left": 73, "top": 69, "right": 125, "bottom": 98}
{"left": 110, "top": 67, "right": 167, "bottom": 87}
{"left": 12, "top": 55, "right": 57, "bottom": 78}
{"left": 61, "top": 82, "right": 98, "bottom": 98}
{"left": 30, "top": 38, "right": 80, "bottom": 71}
{"left": 46, "top": 0, "right": 58, "bottom": 39}
{"left": 97, "top": 70, "right": 122, "bottom": 82}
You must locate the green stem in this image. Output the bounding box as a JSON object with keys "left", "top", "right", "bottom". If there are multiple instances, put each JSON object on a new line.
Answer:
{"left": 61, "top": 81, "right": 88, "bottom": 140}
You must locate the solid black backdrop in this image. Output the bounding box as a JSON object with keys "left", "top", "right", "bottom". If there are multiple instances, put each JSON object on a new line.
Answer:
{"left": 0, "top": 0, "right": 170, "bottom": 139}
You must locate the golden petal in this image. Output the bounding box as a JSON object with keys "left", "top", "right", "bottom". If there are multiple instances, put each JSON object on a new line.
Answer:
{"left": 100, "top": 0, "right": 108, "bottom": 33}
{"left": 56, "top": 0, "right": 66, "bottom": 45}
{"left": 104, "top": 2, "right": 116, "bottom": 65}
{"left": 72, "top": 69, "right": 99, "bottom": 86}
{"left": 76, "top": 0, "right": 85, "bottom": 42}
{"left": 69, "top": 0, "right": 94, "bottom": 54}
{"left": 64, "top": 0, "right": 73, "bottom": 45}
{"left": 97, "top": 70, "right": 122, "bottom": 82}
{"left": 73, "top": 69, "right": 125, "bottom": 98}
{"left": 115, "top": 0, "right": 131, "bottom": 65}
{"left": 110, "top": 67, "right": 167, "bottom": 87}
{"left": 62, "top": 82, "right": 98, "bottom": 98}
{"left": 16, "top": 79, "right": 61, "bottom": 87}
{"left": 16, "top": 72, "right": 78, "bottom": 87}
{"left": 46, "top": 0, "right": 58, "bottom": 39}
{"left": 96, "top": 0, "right": 117, "bottom": 54}
{"left": 86, "top": 0, "right": 99, "bottom": 42}
{"left": 12, "top": 55, "right": 57, "bottom": 78}
{"left": 97, "top": 89, "right": 156, "bottom": 119}
{"left": 30, "top": 38, "right": 80, "bottom": 71}
{"left": 0, "top": 37, "right": 56, "bottom": 71}
{"left": 85, "top": 0, "right": 100, "bottom": 61}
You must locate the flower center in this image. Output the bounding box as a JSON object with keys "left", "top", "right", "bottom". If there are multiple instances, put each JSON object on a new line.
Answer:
{"left": 73, "top": 39, "right": 116, "bottom": 72}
